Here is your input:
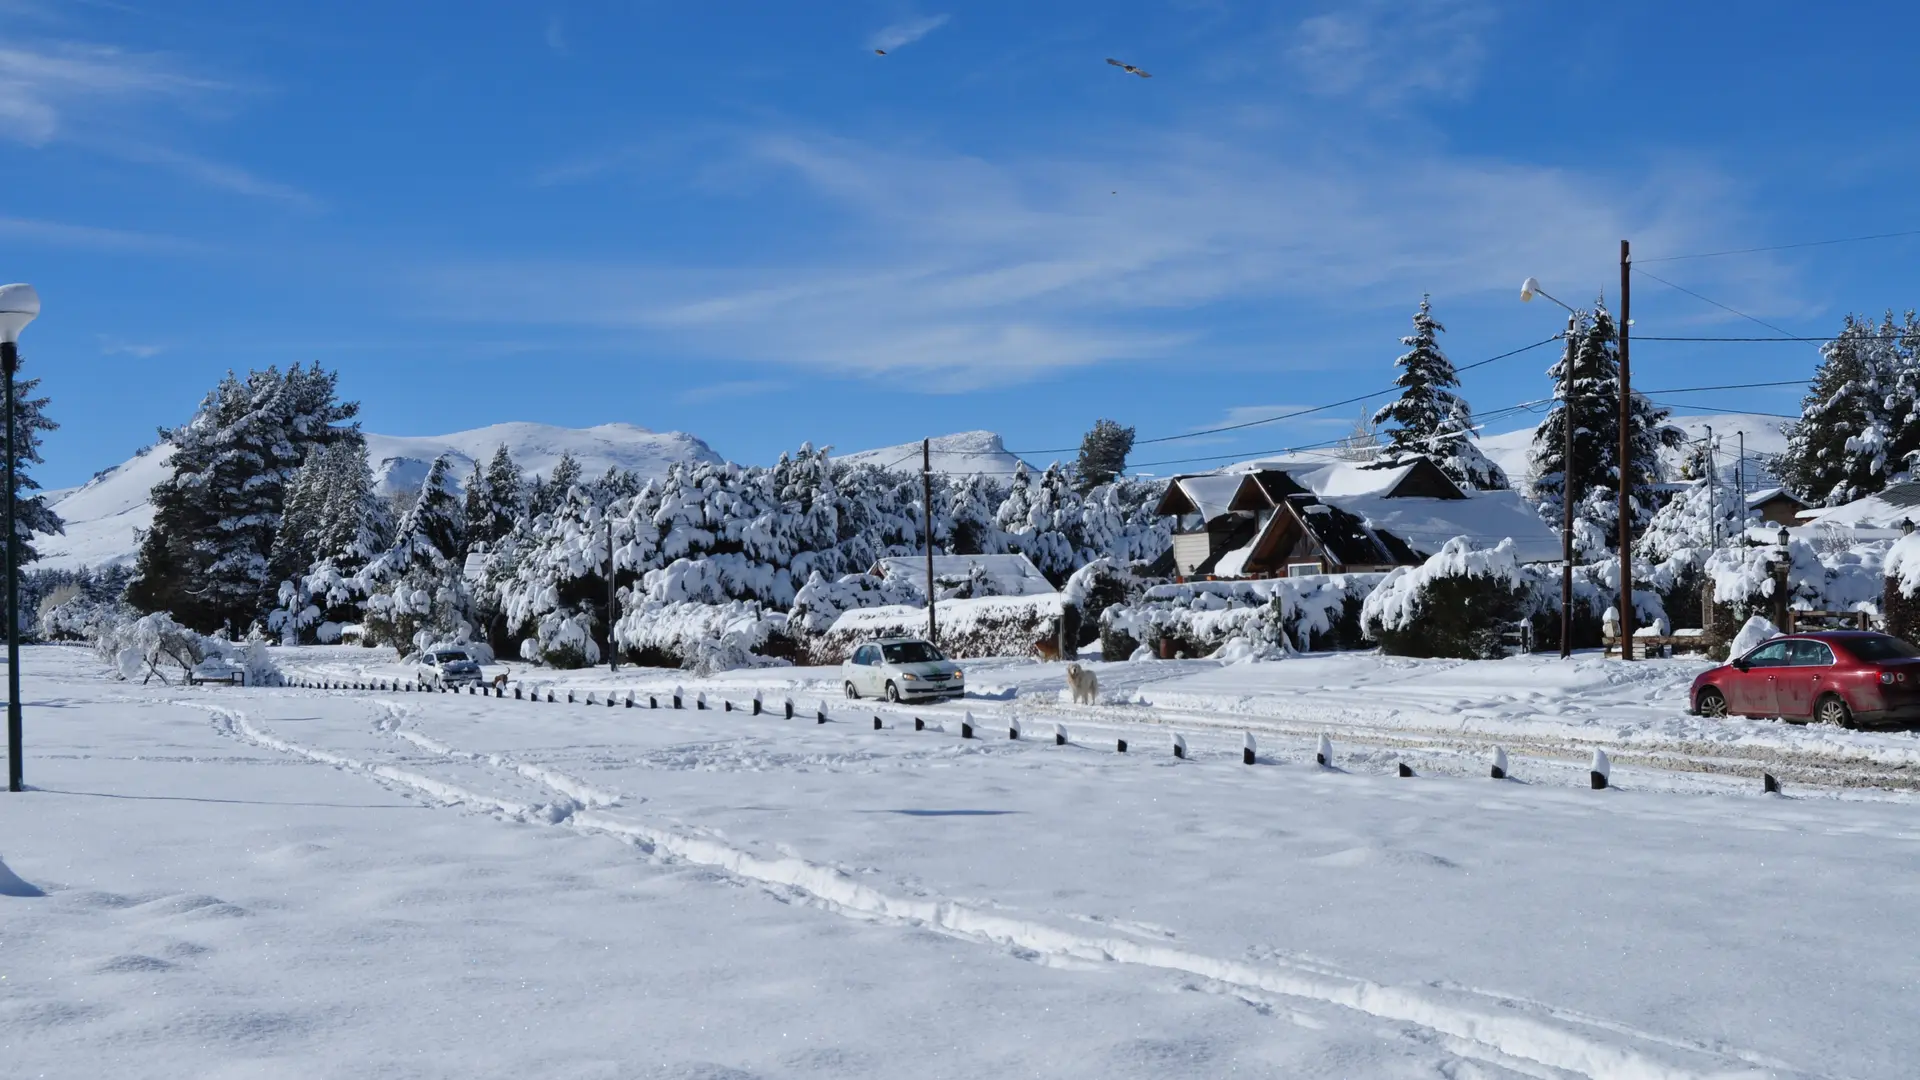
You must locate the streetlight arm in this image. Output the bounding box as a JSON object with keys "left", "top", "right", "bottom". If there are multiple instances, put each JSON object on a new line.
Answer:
{"left": 1520, "top": 277, "right": 1579, "bottom": 315}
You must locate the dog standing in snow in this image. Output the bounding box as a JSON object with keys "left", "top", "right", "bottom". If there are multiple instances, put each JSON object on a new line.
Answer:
{"left": 1065, "top": 662, "right": 1098, "bottom": 705}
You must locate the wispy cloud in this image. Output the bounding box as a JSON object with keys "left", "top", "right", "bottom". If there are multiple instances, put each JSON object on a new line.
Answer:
{"left": 676, "top": 379, "right": 786, "bottom": 405}
{"left": 869, "top": 14, "right": 949, "bottom": 53}
{"left": 415, "top": 120, "right": 1774, "bottom": 387}
{"left": 0, "top": 39, "right": 312, "bottom": 205}
{"left": 99, "top": 337, "right": 165, "bottom": 358}
{"left": 545, "top": 14, "right": 568, "bottom": 55}
{"left": 0, "top": 215, "right": 196, "bottom": 252}
{"left": 1287, "top": 0, "right": 1494, "bottom": 105}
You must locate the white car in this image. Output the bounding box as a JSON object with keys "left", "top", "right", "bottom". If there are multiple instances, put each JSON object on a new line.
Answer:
{"left": 417, "top": 648, "right": 483, "bottom": 687}
{"left": 842, "top": 637, "right": 964, "bottom": 703}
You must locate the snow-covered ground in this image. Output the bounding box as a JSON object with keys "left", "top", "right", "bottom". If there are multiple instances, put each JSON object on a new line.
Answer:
{"left": 8, "top": 645, "right": 1920, "bottom": 1078}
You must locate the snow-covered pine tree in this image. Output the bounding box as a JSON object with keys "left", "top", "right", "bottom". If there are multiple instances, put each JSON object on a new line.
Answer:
{"left": 1369, "top": 297, "right": 1507, "bottom": 490}
{"left": 1528, "top": 305, "right": 1681, "bottom": 553}
{"left": 1777, "top": 312, "right": 1911, "bottom": 506}
{"left": 5, "top": 355, "right": 63, "bottom": 569}
{"left": 127, "top": 364, "right": 357, "bottom": 632}
{"left": 355, "top": 455, "right": 472, "bottom": 654}
{"left": 532, "top": 452, "right": 583, "bottom": 517}
{"left": 1074, "top": 419, "right": 1135, "bottom": 493}
{"left": 462, "top": 461, "right": 493, "bottom": 548}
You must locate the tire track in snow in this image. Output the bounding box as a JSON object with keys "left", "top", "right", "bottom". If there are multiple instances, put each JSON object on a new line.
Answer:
{"left": 371, "top": 701, "right": 627, "bottom": 809}
{"left": 206, "top": 700, "right": 1811, "bottom": 1080}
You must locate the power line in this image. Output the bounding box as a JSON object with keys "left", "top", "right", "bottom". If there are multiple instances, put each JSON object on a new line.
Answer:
{"left": 1648, "top": 400, "right": 1799, "bottom": 419}
{"left": 999, "top": 334, "right": 1563, "bottom": 457}
{"left": 1631, "top": 266, "right": 1797, "bottom": 339}
{"left": 1637, "top": 379, "right": 1805, "bottom": 394}
{"left": 1639, "top": 228, "right": 1920, "bottom": 265}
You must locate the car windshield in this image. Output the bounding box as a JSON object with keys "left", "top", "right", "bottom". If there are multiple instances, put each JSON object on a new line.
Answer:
{"left": 881, "top": 642, "right": 944, "bottom": 664}
{"left": 435, "top": 652, "right": 469, "bottom": 664}
{"left": 1843, "top": 635, "right": 1920, "bottom": 661}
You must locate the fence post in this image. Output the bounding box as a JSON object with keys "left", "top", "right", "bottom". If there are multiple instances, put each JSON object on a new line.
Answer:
{"left": 697, "top": 692, "right": 707, "bottom": 710}
{"left": 1173, "top": 733, "right": 1186, "bottom": 760}
{"left": 1590, "top": 749, "right": 1611, "bottom": 790}
{"left": 1397, "top": 763, "right": 1414, "bottom": 778}
{"left": 515, "top": 686, "right": 523, "bottom": 699}
{"left": 673, "top": 686, "right": 683, "bottom": 710}
{"left": 960, "top": 711, "right": 974, "bottom": 739}
{"left": 724, "top": 699, "right": 732, "bottom": 713}
{"left": 1116, "top": 738, "right": 1128, "bottom": 753}
{"left": 625, "top": 693, "right": 634, "bottom": 708}
{"left": 1242, "top": 732, "right": 1256, "bottom": 765}
{"left": 816, "top": 701, "right": 827, "bottom": 725}
{"left": 1055, "top": 723, "right": 1067, "bottom": 746}
{"left": 784, "top": 698, "right": 794, "bottom": 720}
{"left": 914, "top": 717, "right": 924, "bottom": 731}
{"left": 1763, "top": 771, "right": 1780, "bottom": 794}
{"left": 1491, "top": 747, "right": 1509, "bottom": 781}
{"left": 873, "top": 716, "right": 882, "bottom": 730}
{"left": 1316, "top": 733, "right": 1332, "bottom": 768}
{"left": 1008, "top": 717, "right": 1021, "bottom": 741}
{"left": 752, "top": 692, "right": 763, "bottom": 716}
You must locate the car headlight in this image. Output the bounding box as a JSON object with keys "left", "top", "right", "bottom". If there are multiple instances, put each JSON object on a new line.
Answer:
{"left": 952, "top": 669, "right": 963, "bottom": 679}
{"left": 901, "top": 672, "right": 919, "bottom": 681}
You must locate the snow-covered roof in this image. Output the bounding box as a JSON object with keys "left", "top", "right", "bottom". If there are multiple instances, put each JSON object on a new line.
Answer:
{"left": 1322, "top": 489, "right": 1564, "bottom": 564}
{"left": 1171, "top": 474, "right": 1249, "bottom": 521}
{"left": 1792, "top": 481, "right": 1920, "bottom": 529}
{"left": 870, "top": 554, "right": 1056, "bottom": 600}
{"left": 1745, "top": 487, "right": 1802, "bottom": 509}
{"left": 1240, "top": 459, "right": 1421, "bottom": 499}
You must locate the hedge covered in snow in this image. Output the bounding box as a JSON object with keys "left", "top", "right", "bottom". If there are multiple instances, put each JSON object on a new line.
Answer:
{"left": 1362, "top": 539, "right": 1531, "bottom": 659}
{"left": 613, "top": 599, "right": 791, "bottom": 675}
{"left": 812, "top": 594, "right": 1060, "bottom": 664}
{"left": 1100, "top": 574, "right": 1381, "bottom": 660}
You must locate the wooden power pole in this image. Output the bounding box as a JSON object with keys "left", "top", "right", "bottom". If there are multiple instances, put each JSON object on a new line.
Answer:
{"left": 1618, "top": 239, "right": 1635, "bottom": 658}
{"left": 607, "top": 516, "right": 618, "bottom": 672}
{"left": 923, "top": 438, "right": 936, "bottom": 645}
{"left": 1561, "top": 310, "right": 1577, "bottom": 659}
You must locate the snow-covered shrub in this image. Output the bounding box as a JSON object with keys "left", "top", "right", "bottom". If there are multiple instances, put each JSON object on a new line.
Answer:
{"left": 1059, "top": 557, "right": 1131, "bottom": 649}
{"left": 614, "top": 599, "right": 790, "bottom": 674}
{"left": 1362, "top": 539, "right": 1529, "bottom": 659}
{"left": 1100, "top": 574, "right": 1380, "bottom": 660}
{"left": 520, "top": 606, "right": 600, "bottom": 669}
{"left": 814, "top": 594, "right": 1061, "bottom": 664}
{"left": 1883, "top": 533, "right": 1920, "bottom": 643}
{"left": 38, "top": 593, "right": 133, "bottom": 643}
{"left": 361, "top": 568, "right": 476, "bottom": 658}
{"left": 1706, "top": 539, "right": 1884, "bottom": 619}
{"left": 88, "top": 612, "right": 282, "bottom": 685}
{"left": 787, "top": 571, "right": 917, "bottom": 638}
{"left": 1727, "top": 615, "right": 1781, "bottom": 658}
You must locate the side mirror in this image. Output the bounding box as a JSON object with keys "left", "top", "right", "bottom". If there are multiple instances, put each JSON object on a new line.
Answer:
{"left": 1732, "top": 659, "right": 1750, "bottom": 672}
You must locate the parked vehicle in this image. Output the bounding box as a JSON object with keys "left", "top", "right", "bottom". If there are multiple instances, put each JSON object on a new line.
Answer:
{"left": 842, "top": 637, "right": 965, "bottom": 703}
{"left": 1690, "top": 631, "right": 1920, "bottom": 728}
{"left": 418, "top": 648, "right": 484, "bottom": 687}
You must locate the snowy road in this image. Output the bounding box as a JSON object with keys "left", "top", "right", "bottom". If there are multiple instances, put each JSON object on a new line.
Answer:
{"left": 8, "top": 646, "right": 1920, "bottom": 1078}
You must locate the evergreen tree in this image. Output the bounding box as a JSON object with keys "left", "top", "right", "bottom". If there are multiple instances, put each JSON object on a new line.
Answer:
{"left": 127, "top": 364, "right": 358, "bottom": 631}
{"left": 1370, "top": 295, "right": 1506, "bottom": 489}
{"left": 532, "top": 452, "right": 583, "bottom": 517}
{"left": 1777, "top": 312, "right": 1908, "bottom": 506}
{"left": 481, "top": 444, "right": 524, "bottom": 544}
{"left": 462, "top": 461, "right": 492, "bottom": 551}
{"left": 1073, "top": 419, "right": 1135, "bottom": 493}
{"left": 1528, "top": 305, "right": 1682, "bottom": 550}
{"left": 5, "top": 356, "right": 63, "bottom": 568}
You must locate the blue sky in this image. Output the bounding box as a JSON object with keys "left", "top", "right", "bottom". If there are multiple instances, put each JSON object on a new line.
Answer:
{"left": 8, "top": 0, "right": 1920, "bottom": 487}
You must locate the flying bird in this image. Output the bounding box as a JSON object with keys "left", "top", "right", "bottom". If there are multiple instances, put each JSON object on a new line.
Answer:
{"left": 1106, "top": 57, "right": 1151, "bottom": 78}
{"left": 874, "top": 48, "right": 886, "bottom": 55}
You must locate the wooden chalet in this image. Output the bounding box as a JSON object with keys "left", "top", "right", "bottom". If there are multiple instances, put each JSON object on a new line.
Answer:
{"left": 1745, "top": 487, "right": 1807, "bottom": 528}
{"left": 1156, "top": 457, "right": 1560, "bottom": 580}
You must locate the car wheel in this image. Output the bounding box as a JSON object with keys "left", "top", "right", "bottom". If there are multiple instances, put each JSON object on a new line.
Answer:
{"left": 885, "top": 682, "right": 901, "bottom": 703}
{"left": 844, "top": 681, "right": 860, "bottom": 700}
{"left": 1815, "top": 693, "right": 1855, "bottom": 729}
{"left": 1695, "top": 687, "right": 1728, "bottom": 718}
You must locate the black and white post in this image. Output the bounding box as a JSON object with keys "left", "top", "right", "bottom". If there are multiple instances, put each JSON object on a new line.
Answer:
{"left": 1, "top": 283, "right": 39, "bottom": 794}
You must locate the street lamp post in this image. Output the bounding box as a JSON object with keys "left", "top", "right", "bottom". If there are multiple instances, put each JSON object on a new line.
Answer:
{"left": 0, "top": 283, "right": 42, "bottom": 794}
{"left": 1521, "top": 277, "right": 1579, "bottom": 659}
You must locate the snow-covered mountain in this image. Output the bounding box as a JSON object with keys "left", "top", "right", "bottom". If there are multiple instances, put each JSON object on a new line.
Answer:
{"left": 35, "top": 422, "right": 722, "bottom": 573}
{"left": 834, "top": 430, "right": 1029, "bottom": 476}
{"left": 1476, "top": 412, "right": 1789, "bottom": 493}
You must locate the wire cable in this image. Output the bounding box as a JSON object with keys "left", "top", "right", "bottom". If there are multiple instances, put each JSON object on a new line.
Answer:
{"left": 1631, "top": 266, "right": 1797, "bottom": 338}
{"left": 1639, "top": 228, "right": 1920, "bottom": 265}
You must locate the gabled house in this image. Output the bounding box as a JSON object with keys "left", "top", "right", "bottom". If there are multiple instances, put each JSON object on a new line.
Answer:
{"left": 1744, "top": 487, "right": 1807, "bottom": 528}
{"left": 1156, "top": 457, "right": 1562, "bottom": 579}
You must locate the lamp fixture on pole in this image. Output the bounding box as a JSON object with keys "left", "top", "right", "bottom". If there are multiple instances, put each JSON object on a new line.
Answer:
{"left": 1523, "top": 278, "right": 1577, "bottom": 658}
{"left": 0, "top": 282, "right": 42, "bottom": 795}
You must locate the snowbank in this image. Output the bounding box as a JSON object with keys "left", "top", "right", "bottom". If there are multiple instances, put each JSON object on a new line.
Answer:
{"left": 1727, "top": 615, "right": 1780, "bottom": 658}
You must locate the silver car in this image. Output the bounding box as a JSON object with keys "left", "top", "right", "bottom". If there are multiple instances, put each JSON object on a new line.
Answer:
{"left": 419, "top": 648, "right": 483, "bottom": 687}
{"left": 842, "top": 637, "right": 964, "bottom": 703}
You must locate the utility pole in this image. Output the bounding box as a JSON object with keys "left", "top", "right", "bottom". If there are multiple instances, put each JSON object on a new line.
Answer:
{"left": 1705, "top": 426, "right": 1717, "bottom": 550}
{"left": 923, "top": 438, "right": 937, "bottom": 645}
{"left": 606, "top": 515, "right": 618, "bottom": 673}
{"left": 1561, "top": 310, "right": 1577, "bottom": 660}
{"left": 1617, "top": 239, "right": 1635, "bottom": 659}
{"left": 1737, "top": 430, "right": 1746, "bottom": 498}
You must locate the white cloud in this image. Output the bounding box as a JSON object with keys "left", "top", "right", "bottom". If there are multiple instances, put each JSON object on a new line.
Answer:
{"left": 1287, "top": 0, "right": 1493, "bottom": 105}
{"left": 869, "top": 14, "right": 949, "bottom": 53}
{"left": 545, "top": 15, "right": 568, "bottom": 55}
{"left": 676, "top": 379, "right": 785, "bottom": 404}
{"left": 99, "top": 338, "right": 165, "bottom": 358}
{"left": 413, "top": 122, "right": 1778, "bottom": 388}
{"left": 0, "top": 215, "right": 195, "bottom": 252}
{"left": 0, "top": 39, "right": 312, "bottom": 206}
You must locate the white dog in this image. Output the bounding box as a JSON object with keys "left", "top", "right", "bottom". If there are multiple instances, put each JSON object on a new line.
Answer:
{"left": 1065, "top": 662, "right": 1098, "bottom": 706}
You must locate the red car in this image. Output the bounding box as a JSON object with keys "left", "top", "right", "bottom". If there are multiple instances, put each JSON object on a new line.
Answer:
{"left": 1691, "top": 630, "right": 1920, "bottom": 728}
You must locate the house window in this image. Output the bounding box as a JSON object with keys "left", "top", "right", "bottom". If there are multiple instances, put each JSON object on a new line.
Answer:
{"left": 1286, "top": 562, "right": 1320, "bottom": 578}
